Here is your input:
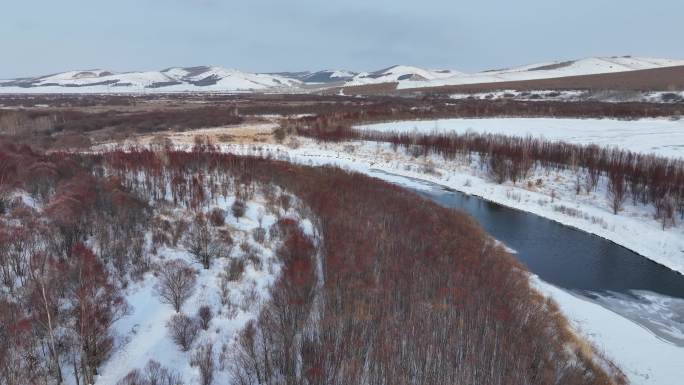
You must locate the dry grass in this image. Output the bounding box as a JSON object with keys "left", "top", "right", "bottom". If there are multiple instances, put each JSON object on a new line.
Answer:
{"left": 134, "top": 123, "right": 278, "bottom": 146}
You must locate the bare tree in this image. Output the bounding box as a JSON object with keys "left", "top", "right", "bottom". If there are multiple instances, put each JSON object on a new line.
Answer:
{"left": 167, "top": 313, "right": 200, "bottom": 352}
{"left": 656, "top": 194, "right": 676, "bottom": 229}
{"left": 185, "top": 215, "right": 212, "bottom": 269}
{"left": 225, "top": 258, "right": 245, "bottom": 282}
{"left": 0, "top": 152, "right": 16, "bottom": 214}
{"left": 27, "top": 253, "right": 63, "bottom": 384}
{"left": 155, "top": 259, "right": 197, "bottom": 312}
{"left": 117, "top": 360, "right": 183, "bottom": 385}
{"left": 232, "top": 200, "right": 247, "bottom": 221}
{"left": 607, "top": 171, "right": 627, "bottom": 214}
{"left": 191, "top": 343, "right": 215, "bottom": 385}
{"left": 208, "top": 208, "right": 226, "bottom": 226}
{"left": 197, "top": 305, "right": 213, "bottom": 330}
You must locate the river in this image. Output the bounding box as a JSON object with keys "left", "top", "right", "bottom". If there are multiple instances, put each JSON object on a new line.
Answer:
{"left": 370, "top": 169, "right": 684, "bottom": 347}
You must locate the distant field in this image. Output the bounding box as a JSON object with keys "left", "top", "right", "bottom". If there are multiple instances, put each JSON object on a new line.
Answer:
{"left": 356, "top": 117, "right": 684, "bottom": 158}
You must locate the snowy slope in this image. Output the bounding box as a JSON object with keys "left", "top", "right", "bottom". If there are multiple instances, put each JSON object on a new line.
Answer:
{"left": 347, "top": 65, "right": 463, "bottom": 86}
{"left": 0, "top": 66, "right": 302, "bottom": 93}
{"left": 3, "top": 56, "right": 684, "bottom": 93}
{"left": 273, "top": 69, "right": 358, "bottom": 84}
{"left": 396, "top": 56, "right": 684, "bottom": 89}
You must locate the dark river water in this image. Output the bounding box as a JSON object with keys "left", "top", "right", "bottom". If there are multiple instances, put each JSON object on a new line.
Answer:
{"left": 370, "top": 169, "right": 684, "bottom": 345}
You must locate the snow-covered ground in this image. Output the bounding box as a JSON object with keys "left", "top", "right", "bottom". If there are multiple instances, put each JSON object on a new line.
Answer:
{"left": 356, "top": 117, "right": 684, "bottom": 159}
{"left": 95, "top": 192, "right": 315, "bottom": 385}
{"left": 534, "top": 277, "right": 684, "bottom": 385}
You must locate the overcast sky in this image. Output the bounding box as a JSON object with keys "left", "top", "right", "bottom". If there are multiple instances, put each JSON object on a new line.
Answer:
{"left": 2, "top": 0, "right": 683, "bottom": 78}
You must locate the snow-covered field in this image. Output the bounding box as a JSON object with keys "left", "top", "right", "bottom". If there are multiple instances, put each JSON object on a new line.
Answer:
{"left": 356, "top": 117, "right": 684, "bottom": 159}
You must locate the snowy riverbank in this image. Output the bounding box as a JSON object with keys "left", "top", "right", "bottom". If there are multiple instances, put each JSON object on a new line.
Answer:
{"left": 534, "top": 277, "right": 684, "bottom": 385}
{"left": 209, "top": 138, "right": 684, "bottom": 276}
{"left": 100, "top": 135, "right": 684, "bottom": 385}
{"left": 210, "top": 140, "right": 684, "bottom": 385}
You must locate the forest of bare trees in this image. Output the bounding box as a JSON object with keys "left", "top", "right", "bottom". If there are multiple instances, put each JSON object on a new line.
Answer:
{"left": 0, "top": 140, "right": 625, "bottom": 385}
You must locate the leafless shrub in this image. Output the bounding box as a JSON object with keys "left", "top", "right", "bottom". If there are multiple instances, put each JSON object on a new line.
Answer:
{"left": 278, "top": 194, "right": 291, "bottom": 212}
{"left": 208, "top": 208, "right": 225, "bottom": 226}
{"left": 154, "top": 259, "right": 197, "bottom": 312}
{"left": 656, "top": 195, "right": 676, "bottom": 229}
{"left": 197, "top": 306, "right": 213, "bottom": 331}
{"left": 231, "top": 200, "right": 246, "bottom": 221}
{"left": 207, "top": 232, "right": 234, "bottom": 265}
{"left": 240, "top": 285, "right": 260, "bottom": 312}
{"left": 241, "top": 242, "right": 262, "bottom": 271}
{"left": 172, "top": 219, "right": 189, "bottom": 247}
{"left": 116, "top": 360, "right": 183, "bottom": 385}
{"left": 185, "top": 214, "right": 212, "bottom": 269}
{"left": 252, "top": 227, "right": 267, "bottom": 244}
{"left": 218, "top": 274, "right": 231, "bottom": 307}
{"left": 226, "top": 258, "right": 245, "bottom": 281}
{"left": 607, "top": 171, "right": 626, "bottom": 214}
{"left": 191, "top": 343, "right": 215, "bottom": 385}
{"left": 167, "top": 313, "right": 200, "bottom": 352}
{"left": 421, "top": 160, "right": 439, "bottom": 175}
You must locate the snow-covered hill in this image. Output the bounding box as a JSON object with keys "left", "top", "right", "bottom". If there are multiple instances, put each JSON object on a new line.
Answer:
{"left": 347, "top": 65, "right": 463, "bottom": 86}
{"left": 396, "top": 56, "right": 684, "bottom": 89}
{"left": 271, "top": 69, "right": 357, "bottom": 84}
{"left": 3, "top": 56, "right": 684, "bottom": 93}
{"left": 0, "top": 66, "right": 302, "bottom": 93}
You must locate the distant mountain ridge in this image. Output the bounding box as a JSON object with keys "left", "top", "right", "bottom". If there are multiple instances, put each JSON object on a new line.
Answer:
{"left": 2, "top": 56, "right": 683, "bottom": 93}
{"left": 0, "top": 66, "right": 302, "bottom": 93}
{"left": 395, "top": 56, "right": 684, "bottom": 90}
